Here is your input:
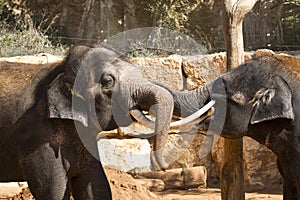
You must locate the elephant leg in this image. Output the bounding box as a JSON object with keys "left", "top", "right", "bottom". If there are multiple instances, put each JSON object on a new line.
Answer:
{"left": 277, "top": 160, "right": 293, "bottom": 200}
{"left": 277, "top": 158, "right": 300, "bottom": 200}
{"left": 22, "top": 143, "right": 70, "bottom": 200}
{"left": 282, "top": 182, "right": 298, "bottom": 200}
{"left": 71, "top": 150, "right": 112, "bottom": 200}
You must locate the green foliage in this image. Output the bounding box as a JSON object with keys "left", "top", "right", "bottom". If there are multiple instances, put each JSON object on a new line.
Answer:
{"left": 0, "top": 14, "right": 68, "bottom": 57}
{"left": 148, "top": 0, "right": 298, "bottom": 52}
{"left": 148, "top": 0, "right": 198, "bottom": 33}
{"left": 282, "top": 0, "right": 300, "bottom": 45}
{"left": 0, "top": 0, "right": 8, "bottom": 8}
{"left": 147, "top": 0, "right": 223, "bottom": 53}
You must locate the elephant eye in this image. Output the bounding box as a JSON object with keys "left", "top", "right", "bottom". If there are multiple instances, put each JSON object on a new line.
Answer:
{"left": 100, "top": 74, "right": 115, "bottom": 89}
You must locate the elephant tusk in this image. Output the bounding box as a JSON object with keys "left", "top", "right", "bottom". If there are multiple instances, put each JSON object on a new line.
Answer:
{"left": 173, "top": 107, "right": 214, "bottom": 132}
{"left": 130, "top": 100, "right": 215, "bottom": 129}
{"left": 169, "top": 100, "right": 215, "bottom": 128}
{"left": 97, "top": 102, "right": 215, "bottom": 140}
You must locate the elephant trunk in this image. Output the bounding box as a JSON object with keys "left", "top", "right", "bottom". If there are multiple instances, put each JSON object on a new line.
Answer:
{"left": 155, "top": 83, "right": 211, "bottom": 117}
{"left": 134, "top": 84, "right": 174, "bottom": 170}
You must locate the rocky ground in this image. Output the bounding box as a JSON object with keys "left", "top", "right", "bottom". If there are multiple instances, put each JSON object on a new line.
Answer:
{"left": 0, "top": 167, "right": 283, "bottom": 200}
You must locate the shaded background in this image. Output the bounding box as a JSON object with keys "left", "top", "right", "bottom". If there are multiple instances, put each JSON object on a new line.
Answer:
{"left": 0, "top": 0, "right": 299, "bottom": 53}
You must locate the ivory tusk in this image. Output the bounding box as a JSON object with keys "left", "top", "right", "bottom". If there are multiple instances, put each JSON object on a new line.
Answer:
{"left": 170, "top": 100, "right": 215, "bottom": 128}
{"left": 97, "top": 104, "right": 215, "bottom": 140}
{"left": 172, "top": 107, "right": 214, "bottom": 131}
{"left": 130, "top": 100, "right": 215, "bottom": 129}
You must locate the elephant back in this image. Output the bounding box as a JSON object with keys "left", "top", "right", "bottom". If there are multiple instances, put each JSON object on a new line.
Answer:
{"left": 0, "top": 61, "right": 61, "bottom": 127}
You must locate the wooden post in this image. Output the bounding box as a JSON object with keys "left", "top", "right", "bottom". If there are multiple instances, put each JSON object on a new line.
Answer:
{"left": 221, "top": 1, "right": 258, "bottom": 199}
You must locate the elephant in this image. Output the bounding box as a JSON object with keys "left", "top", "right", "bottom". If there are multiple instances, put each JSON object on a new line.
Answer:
{"left": 0, "top": 45, "right": 176, "bottom": 199}
{"left": 154, "top": 56, "right": 300, "bottom": 200}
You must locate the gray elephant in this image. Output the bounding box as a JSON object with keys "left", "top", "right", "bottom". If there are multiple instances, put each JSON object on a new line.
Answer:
{"left": 0, "top": 45, "right": 175, "bottom": 199}
{"left": 155, "top": 57, "right": 300, "bottom": 200}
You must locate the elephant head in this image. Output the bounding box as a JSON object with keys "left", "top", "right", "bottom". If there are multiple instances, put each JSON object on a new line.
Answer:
{"left": 46, "top": 45, "right": 174, "bottom": 170}
{"left": 155, "top": 57, "right": 295, "bottom": 140}
{"left": 211, "top": 57, "right": 294, "bottom": 139}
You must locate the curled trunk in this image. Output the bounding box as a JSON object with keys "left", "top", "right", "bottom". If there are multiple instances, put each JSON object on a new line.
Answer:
{"left": 134, "top": 84, "right": 174, "bottom": 170}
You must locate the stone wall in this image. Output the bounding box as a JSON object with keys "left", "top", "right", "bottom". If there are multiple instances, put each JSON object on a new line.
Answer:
{"left": 101, "top": 49, "right": 300, "bottom": 190}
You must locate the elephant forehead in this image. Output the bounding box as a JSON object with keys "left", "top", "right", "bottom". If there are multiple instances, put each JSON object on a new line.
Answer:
{"left": 116, "top": 63, "right": 142, "bottom": 80}
{"left": 88, "top": 47, "right": 120, "bottom": 62}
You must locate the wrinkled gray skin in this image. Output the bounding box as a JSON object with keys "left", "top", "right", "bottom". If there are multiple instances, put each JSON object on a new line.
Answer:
{"left": 0, "top": 46, "right": 173, "bottom": 200}
{"left": 158, "top": 57, "right": 300, "bottom": 200}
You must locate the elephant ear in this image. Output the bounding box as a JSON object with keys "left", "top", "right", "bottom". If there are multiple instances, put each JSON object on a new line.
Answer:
{"left": 47, "top": 74, "right": 88, "bottom": 127}
{"left": 250, "top": 76, "right": 294, "bottom": 124}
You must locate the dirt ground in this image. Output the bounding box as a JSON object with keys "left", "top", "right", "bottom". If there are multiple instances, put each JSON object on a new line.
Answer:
{"left": 0, "top": 167, "right": 283, "bottom": 200}
{"left": 157, "top": 188, "right": 283, "bottom": 200}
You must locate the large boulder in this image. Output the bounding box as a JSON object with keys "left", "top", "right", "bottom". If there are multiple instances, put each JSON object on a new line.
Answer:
{"left": 255, "top": 49, "right": 300, "bottom": 76}
{"left": 98, "top": 138, "right": 151, "bottom": 172}
{"left": 129, "top": 55, "right": 184, "bottom": 90}
{"left": 182, "top": 55, "right": 221, "bottom": 90}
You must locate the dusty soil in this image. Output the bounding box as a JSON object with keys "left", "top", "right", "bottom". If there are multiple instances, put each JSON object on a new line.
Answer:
{"left": 0, "top": 167, "right": 283, "bottom": 200}
{"left": 157, "top": 186, "right": 283, "bottom": 200}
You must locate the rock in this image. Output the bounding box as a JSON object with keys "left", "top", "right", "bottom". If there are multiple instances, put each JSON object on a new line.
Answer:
{"left": 243, "top": 137, "right": 282, "bottom": 188}
{"left": 0, "top": 182, "right": 27, "bottom": 187}
{"left": 255, "top": 49, "right": 300, "bottom": 77}
{"left": 0, "top": 182, "right": 28, "bottom": 199}
{"left": 182, "top": 55, "right": 221, "bottom": 90}
{"left": 212, "top": 137, "right": 282, "bottom": 190}
{"left": 274, "top": 53, "right": 300, "bottom": 75}
{"left": 11, "top": 187, "right": 34, "bottom": 200}
{"left": 98, "top": 138, "right": 152, "bottom": 172}
{"left": 182, "top": 52, "right": 254, "bottom": 89}
{"left": 135, "top": 166, "right": 207, "bottom": 190}
{"left": 183, "top": 166, "right": 207, "bottom": 189}
{"left": 0, "top": 54, "right": 64, "bottom": 64}
{"left": 210, "top": 52, "right": 227, "bottom": 73}
{"left": 164, "top": 133, "right": 199, "bottom": 168}
{"left": 135, "top": 179, "right": 165, "bottom": 192}
{"left": 255, "top": 49, "right": 275, "bottom": 57}
{"left": 129, "top": 55, "right": 184, "bottom": 90}
{"left": 255, "top": 49, "right": 300, "bottom": 70}
{"left": 105, "top": 167, "right": 161, "bottom": 200}
{"left": 165, "top": 133, "right": 214, "bottom": 177}
{"left": 118, "top": 121, "right": 154, "bottom": 137}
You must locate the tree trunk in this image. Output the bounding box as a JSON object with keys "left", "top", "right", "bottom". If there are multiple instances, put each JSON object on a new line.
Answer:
{"left": 77, "top": 0, "right": 125, "bottom": 43}
{"left": 221, "top": 1, "right": 258, "bottom": 199}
